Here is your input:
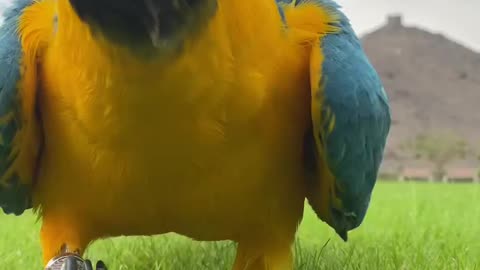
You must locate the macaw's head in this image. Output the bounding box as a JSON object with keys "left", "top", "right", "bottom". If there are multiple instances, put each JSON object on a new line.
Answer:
{"left": 68, "top": 0, "right": 217, "bottom": 52}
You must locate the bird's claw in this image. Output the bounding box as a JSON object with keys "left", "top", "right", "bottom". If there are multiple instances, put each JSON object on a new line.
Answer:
{"left": 45, "top": 254, "right": 107, "bottom": 270}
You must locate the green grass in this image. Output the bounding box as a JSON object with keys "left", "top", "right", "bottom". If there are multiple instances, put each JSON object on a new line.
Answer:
{"left": 1, "top": 182, "right": 479, "bottom": 269}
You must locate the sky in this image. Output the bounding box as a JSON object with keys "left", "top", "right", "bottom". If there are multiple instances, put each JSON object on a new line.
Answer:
{"left": 336, "top": 0, "right": 480, "bottom": 52}
{"left": 1, "top": 0, "right": 479, "bottom": 52}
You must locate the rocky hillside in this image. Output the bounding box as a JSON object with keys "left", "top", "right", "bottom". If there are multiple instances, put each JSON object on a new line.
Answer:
{"left": 361, "top": 15, "right": 480, "bottom": 161}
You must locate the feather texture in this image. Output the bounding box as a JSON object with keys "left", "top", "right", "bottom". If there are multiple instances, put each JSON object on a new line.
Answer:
{"left": 278, "top": 0, "right": 391, "bottom": 234}
{"left": 315, "top": 0, "right": 390, "bottom": 225}
{"left": 0, "top": 0, "right": 45, "bottom": 215}
{"left": 0, "top": 0, "right": 390, "bottom": 266}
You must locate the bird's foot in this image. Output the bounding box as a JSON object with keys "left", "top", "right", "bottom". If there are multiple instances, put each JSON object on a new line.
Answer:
{"left": 44, "top": 254, "right": 107, "bottom": 270}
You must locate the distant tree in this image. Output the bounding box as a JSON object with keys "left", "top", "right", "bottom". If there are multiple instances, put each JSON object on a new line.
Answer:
{"left": 401, "top": 133, "right": 470, "bottom": 179}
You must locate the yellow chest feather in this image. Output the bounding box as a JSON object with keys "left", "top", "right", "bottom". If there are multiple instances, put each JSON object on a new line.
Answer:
{"left": 34, "top": 1, "right": 312, "bottom": 241}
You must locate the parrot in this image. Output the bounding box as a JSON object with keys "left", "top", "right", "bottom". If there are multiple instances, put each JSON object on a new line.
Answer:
{"left": 0, "top": 0, "right": 391, "bottom": 269}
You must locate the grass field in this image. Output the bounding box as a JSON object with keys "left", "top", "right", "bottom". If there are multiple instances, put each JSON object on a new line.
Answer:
{"left": 0, "top": 182, "right": 479, "bottom": 270}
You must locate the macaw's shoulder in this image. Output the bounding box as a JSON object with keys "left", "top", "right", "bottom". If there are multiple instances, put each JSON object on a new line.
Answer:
{"left": 275, "top": 0, "right": 346, "bottom": 25}
{"left": 1, "top": 0, "right": 33, "bottom": 95}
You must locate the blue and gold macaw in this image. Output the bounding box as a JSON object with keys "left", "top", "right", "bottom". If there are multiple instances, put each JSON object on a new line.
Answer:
{"left": 0, "top": 0, "right": 390, "bottom": 269}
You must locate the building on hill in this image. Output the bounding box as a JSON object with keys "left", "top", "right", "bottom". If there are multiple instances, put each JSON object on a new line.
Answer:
{"left": 386, "top": 14, "right": 403, "bottom": 30}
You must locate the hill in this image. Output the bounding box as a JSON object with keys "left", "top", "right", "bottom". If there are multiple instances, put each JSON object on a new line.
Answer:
{"left": 361, "top": 15, "right": 480, "bottom": 162}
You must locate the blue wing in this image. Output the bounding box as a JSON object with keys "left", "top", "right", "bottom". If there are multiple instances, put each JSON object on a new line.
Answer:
{"left": 277, "top": 0, "right": 391, "bottom": 238}
{"left": 317, "top": 19, "right": 390, "bottom": 223}
{"left": 0, "top": 0, "right": 40, "bottom": 215}
{"left": 314, "top": 0, "right": 390, "bottom": 233}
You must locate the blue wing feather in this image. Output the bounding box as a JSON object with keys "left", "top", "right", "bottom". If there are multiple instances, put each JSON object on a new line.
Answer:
{"left": 314, "top": 1, "right": 391, "bottom": 224}
{"left": 0, "top": 0, "right": 36, "bottom": 215}
{"left": 276, "top": 0, "right": 391, "bottom": 231}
